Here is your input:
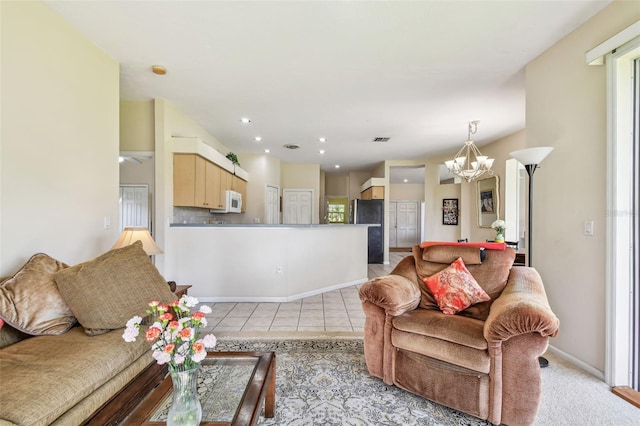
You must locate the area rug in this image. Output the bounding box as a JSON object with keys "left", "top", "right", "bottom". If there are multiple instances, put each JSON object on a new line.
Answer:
{"left": 215, "top": 338, "right": 489, "bottom": 426}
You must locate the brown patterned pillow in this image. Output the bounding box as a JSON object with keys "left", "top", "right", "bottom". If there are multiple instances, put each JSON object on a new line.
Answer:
{"left": 0, "top": 253, "right": 76, "bottom": 335}
{"left": 54, "top": 241, "right": 177, "bottom": 336}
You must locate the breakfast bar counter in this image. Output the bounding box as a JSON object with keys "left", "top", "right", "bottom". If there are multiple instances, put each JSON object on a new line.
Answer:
{"left": 163, "top": 224, "right": 371, "bottom": 302}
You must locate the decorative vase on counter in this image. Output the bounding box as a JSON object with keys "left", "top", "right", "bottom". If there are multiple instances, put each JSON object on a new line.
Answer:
{"left": 167, "top": 365, "right": 202, "bottom": 426}
{"left": 495, "top": 233, "right": 505, "bottom": 243}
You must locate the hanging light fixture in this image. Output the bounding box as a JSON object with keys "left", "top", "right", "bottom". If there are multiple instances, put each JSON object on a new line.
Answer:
{"left": 444, "top": 121, "right": 494, "bottom": 183}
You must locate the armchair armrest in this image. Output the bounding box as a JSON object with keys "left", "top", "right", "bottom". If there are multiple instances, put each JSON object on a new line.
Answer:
{"left": 359, "top": 275, "right": 421, "bottom": 316}
{"left": 484, "top": 267, "right": 559, "bottom": 343}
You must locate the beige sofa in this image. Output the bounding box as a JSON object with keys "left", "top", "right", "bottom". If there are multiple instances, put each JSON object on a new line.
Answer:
{"left": 0, "top": 241, "right": 177, "bottom": 425}
{"left": 359, "top": 244, "right": 559, "bottom": 425}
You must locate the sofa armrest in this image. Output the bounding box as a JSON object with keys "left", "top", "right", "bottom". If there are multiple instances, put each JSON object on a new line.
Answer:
{"left": 484, "top": 267, "right": 559, "bottom": 343}
{"left": 359, "top": 275, "right": 421, "bottom": 316}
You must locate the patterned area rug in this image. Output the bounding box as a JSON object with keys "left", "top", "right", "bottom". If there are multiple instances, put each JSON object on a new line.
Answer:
{"left": 215, "top": 338, "right": 489, "bottom": 426}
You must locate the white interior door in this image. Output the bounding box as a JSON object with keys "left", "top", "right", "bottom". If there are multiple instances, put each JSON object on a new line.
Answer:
{"left": 265, "top": 185, "right": 279, "bottom": 224}
{"left": 119, "top": 185, "right": 149, "bottom": 233}
{"left": 396, "top": 201, "right": 419, "bottom": 247}
{"left": 282, "top": 189, "right": 313, "bottom": 224}
{"left": 389, "top": 202, "right": 397, "bottom": 248}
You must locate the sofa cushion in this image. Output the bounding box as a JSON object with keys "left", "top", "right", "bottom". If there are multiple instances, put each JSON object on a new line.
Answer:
{"left": 423, "top": 257, "right": 490, "bottom": 315}
{"left": 414, "top": 246, "right": 515, "bottom": 320}
{"left": 393, "top": 308, "right": 487, "bottom": 350}
{"left": 0, "top": 327, "right": 151, "bottom": 426}
{"left": 54, "top": 241, "right": 177, "bottom": 335}
{"left": 392, "top": 309, "right": 489, "bottom": 373}
{"left": 422, "top": 245, "right": 483, "bottom": 265}
{"left": 0, "top": 253, "right": 75, "bottom": 336}
{"left": 0, "top": 320, "right": 32, "bottom": 349}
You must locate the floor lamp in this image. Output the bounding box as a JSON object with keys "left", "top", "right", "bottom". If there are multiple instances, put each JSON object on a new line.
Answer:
{"left": 510, "top": 146, "right": 554, "bottom": 367}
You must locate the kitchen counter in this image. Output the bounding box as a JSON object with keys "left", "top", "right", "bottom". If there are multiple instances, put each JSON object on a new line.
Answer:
{"left": 163, "top": 224, "right": 371, "bottom": 302}
{"left": 170, "top": 223, "right": 376, "bottom": 228}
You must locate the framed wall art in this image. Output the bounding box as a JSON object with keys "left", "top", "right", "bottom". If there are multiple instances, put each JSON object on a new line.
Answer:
{"left": 442, "top": 198, "right": 459, "bottom": 225}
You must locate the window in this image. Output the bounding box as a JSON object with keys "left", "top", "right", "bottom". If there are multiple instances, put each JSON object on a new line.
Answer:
{"left": 326, "top": 198, "right": 348, "bottom": 224}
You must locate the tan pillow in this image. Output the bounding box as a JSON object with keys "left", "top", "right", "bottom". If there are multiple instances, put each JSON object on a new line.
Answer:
{"left": 54, "top": 241, "right": 177, "bottom": 336}
{"left": 0, "top": 253, "right": 76, "bottom": 335}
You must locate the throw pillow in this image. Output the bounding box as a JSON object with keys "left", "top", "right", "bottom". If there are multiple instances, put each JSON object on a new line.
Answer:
{"left": 422, "top": 257, "right": 490, "bottom": 315}
{"left": 0, "top": 253, "right": 76, "bottom": 335}
{"left": 54, "top": 241, "right": 177, "bottom": 336}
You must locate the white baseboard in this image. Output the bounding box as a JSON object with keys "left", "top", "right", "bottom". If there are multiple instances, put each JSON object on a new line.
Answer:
{"left": 198, "top": 277, "right": 369, "bottom": 303}
{"left": 547, "top": 344, "right": 605, "bottom": 381}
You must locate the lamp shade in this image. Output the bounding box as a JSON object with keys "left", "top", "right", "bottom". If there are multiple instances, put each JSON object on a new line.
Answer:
{"left": 509, "top": 147, "right": 554, "bottom": 166}
{"left": 111, "top": 227, "right": 163, "bottom": 255}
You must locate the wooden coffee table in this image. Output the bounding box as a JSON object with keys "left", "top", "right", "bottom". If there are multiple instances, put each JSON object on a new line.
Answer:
{"left": 123, "top": 351, "right": 276, "bottom": 425}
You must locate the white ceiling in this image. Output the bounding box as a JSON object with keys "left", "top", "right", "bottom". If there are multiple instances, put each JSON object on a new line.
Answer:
{"left": 44, "top": 0, "right": 610, "bottom": 177}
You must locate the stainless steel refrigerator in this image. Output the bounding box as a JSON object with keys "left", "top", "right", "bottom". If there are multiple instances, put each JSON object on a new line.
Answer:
{"left": 351, "top": 199, "right": 384, "bottom": 264}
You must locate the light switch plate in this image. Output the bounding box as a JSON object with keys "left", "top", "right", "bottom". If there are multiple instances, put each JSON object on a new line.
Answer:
{"left": 584, "top": 220, "right": 594, "bottom": 236}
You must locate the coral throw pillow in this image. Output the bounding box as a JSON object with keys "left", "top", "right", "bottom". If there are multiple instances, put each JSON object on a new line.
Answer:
{"left": 423, "top": 257, "right": 490, "bottom": 315}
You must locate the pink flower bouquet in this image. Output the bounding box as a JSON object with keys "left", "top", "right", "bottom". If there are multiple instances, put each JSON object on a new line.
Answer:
{"left": 123, "top": 295, "right": 217, "bottom": 372}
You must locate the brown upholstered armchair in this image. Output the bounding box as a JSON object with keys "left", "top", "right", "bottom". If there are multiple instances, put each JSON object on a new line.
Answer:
{"left": 358, "top": 244, "right": 559, "bottom": 425}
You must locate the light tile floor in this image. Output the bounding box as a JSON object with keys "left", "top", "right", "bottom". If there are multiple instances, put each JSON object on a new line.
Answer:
{"left": 200, "top": 251, "right": 407, "bottom": 334}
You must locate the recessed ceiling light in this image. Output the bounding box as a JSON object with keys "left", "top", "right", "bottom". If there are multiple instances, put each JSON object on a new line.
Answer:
{"left": 404, "top": 179, "right": 408, "bottom": 183}
{"left": 335, "top": 164, "right": 340, "bottom": 169}
{"left": 319, "top": 150, "right": 325, "bottom": 154}
{"left": 240, "top": 117, "right": 251, "bottom": 124}
{"left": 151, "top": 65, "right": 166, "bottom": 75}
{"left": 264, "top": 149, "right": 270, "bottom": 153}
{"left": 319, "top": 137, "right": 327, "bottom": 143}
{"left": 254, "top": 136, "right": 262, "bottom": 142}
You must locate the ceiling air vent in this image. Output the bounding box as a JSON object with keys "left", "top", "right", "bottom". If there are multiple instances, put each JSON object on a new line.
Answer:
{"left": 372, "top": 137, "right": 390, "bottom": 142}
{"left": 283, "top": 144, "right": 300, "bottom": 150}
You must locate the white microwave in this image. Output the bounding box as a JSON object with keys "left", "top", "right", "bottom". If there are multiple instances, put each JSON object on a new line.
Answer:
{"left": 210, "top": 190, "right": 242, "bottom": 213}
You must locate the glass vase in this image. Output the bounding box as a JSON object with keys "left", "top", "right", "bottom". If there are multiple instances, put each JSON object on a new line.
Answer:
{"left": 167, "top": 365, "right": 202, "bottom": 426}
{"left": 495, "top": 233, "right": 505, "bottom": 243}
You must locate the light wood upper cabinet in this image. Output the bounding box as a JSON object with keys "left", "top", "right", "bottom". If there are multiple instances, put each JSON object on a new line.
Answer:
{"left": 220, "top": 169, "right": 233, "bottom": 208}
{"left": 232, "top": 175, "right": 247, "bottom": 211}
{"left": 174, "top": 153, "right": 222, "bottom": 208}
{"left": 361, "top": 186, "right": 384, "bottom": 200}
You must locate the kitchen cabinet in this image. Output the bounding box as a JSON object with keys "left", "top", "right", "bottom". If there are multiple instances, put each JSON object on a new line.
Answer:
{"left": 232, "top": 175, "right": 247, "bottom": 211}
{"left": 173, "top": 154, "right": 222, "bottom": 208}
{"left": 361, "top": 186, "right": 384, "bottom": 200}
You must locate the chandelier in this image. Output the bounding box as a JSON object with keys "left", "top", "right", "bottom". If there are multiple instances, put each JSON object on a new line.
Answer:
{"left": 444, "top": 121, "right": 494, "bottom": 183}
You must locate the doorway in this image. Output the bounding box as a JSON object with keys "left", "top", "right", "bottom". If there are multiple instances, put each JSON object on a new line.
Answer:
{"left": 265, "top": 185, "right": 279, "bottom": 224}
{"left": 282, "top": 189, "right": 313, "bottom": 224}
{"left": 389, "top": 201, "right": 420, "bottom": 249}
{"left": 118, "top": 185, "right": 149, "bottom": 233}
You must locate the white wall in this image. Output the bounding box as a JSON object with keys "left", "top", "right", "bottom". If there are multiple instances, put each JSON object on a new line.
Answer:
{"left": 169, "top": 225, "right": 369, "bottom": 301}
{"left": 525, "top": 0, "right": 640, "bottom": 373}
{"left": 1, "top": 1, "right": 120, "bottom": 274}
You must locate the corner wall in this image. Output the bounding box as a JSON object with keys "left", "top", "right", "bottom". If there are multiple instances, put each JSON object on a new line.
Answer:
{"left": 525, "top": 0, "right": 640, "bottom": 372}
{"left": 1, "top": 1, "right": 120, "bottom": 273}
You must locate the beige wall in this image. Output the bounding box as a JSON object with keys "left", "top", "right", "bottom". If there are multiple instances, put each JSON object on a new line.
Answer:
{"left": 325, "top": 173, "right": 349, "bottom": 196}
{"left": 389, "top": 183, "right": 424, "bottom": 201}
{"left": 240, "top": 153, "right": 282, "bottom": 224}
{"left": 526, "top": 0, "right": 640, "bottom": 372}
{"left": 349, "top": 171, "right": 373, "bottom": 201}
{"left": 281, "top": 163, "right": 321, "bottom": 224}
{"left": 1, "top": 1, "right": 120, "bottom": 274}
{"left": 120, "top": 100, "right": 155, "bottom": 151}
